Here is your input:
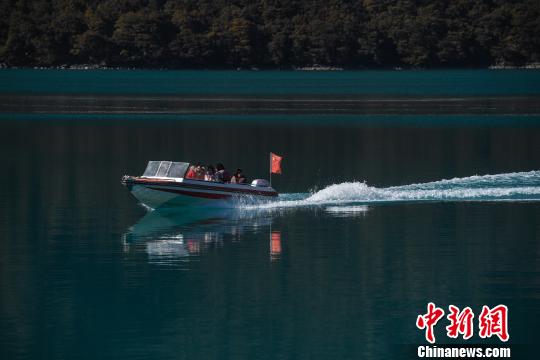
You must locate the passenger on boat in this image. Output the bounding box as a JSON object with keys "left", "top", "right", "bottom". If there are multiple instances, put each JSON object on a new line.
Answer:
{"left": 194, "top": 164, "right": 205, "bottom": 179}
{"left": 230, "top": 169, "right": 247, "bottom": 184}
{"left": 205, "top": 165, "right": 216, "bottom": 181}
{"left": 215, "top": 163, "right": 231, "bottom": 182}
{"left": 185, "top": 164, "right": 197, "bottom": 179}
{"left": 186, "top": 163, "right": 204, "bottom": 179}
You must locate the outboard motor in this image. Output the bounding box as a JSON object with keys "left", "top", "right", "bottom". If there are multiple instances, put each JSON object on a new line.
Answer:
{"left": 251, "top": 179, "right": 270, "bottom": 187}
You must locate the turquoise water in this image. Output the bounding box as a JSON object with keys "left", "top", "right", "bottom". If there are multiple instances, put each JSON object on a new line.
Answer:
{"left": 2, "top": 69, "right": 540, "bottom": 96}
{"left": 1, "top": 70, "right": 540, "bottom": 359}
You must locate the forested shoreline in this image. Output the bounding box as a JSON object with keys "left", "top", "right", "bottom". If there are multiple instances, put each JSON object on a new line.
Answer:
{"left": 1, "top": 0, "right": 539, "bottom": 69}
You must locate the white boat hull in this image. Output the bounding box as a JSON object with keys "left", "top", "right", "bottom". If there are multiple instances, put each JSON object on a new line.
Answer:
{"left": 123, "top": 177, "right": 278, "bottom": 209}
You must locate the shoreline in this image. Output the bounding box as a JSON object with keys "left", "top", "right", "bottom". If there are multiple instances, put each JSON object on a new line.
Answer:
{"left": 1, "top": 63, "right": 540, "bottom": 71}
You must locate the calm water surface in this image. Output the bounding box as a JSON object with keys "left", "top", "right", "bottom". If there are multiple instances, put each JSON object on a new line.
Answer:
{"left": 1, "top": 70, "right": 540, "bottom": 359}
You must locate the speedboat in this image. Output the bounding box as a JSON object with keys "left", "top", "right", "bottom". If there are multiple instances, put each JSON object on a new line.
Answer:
{"left": 122, "top": 161, "right": 278, "bottom": 209}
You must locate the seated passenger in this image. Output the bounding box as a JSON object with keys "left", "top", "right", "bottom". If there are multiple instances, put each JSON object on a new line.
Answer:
{"left": 194, "top": 164, "right": 205, "bottom": 180}
{"left": 231, "top": 168, "right": 247, "bottom": 184}
{"left": 215, "top": 163, "right": 231, "bottom": 182}
{"left": 205, "top": 165, "right": 216, "bottom": 181}
{"left": 185, "top": 165, "right": 197, "bottom": 179}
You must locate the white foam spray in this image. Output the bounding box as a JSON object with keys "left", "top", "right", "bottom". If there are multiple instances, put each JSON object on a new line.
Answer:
{"left": 241, "top": 170, "right": 540, "bottom": 210}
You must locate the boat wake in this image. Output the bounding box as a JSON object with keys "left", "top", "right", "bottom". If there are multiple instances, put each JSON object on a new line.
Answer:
{"left": 242, "top": 170, "right": 540, "bottom": 210}
{"left": 125, "top": 171, "right": 540, "bottom": 260}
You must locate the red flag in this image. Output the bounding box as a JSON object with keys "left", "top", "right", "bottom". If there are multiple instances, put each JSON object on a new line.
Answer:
{"left": 270, "top": 152, "right": 282, "bottom": 174}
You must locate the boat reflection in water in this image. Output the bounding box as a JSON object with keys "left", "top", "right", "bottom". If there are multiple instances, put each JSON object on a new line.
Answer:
{"left": 122, "top": 207, "right": 279, "bottom": 266}
{"left": 122, "top": 201, "right": 370, "bottom": 265}
{"left": 269, "top": 231, "right": 282, "bottom": 261}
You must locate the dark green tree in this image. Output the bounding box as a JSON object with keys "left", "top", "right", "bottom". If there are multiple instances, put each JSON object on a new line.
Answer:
{"left": 1, "top": 0, "right": 538, "bottom": 68}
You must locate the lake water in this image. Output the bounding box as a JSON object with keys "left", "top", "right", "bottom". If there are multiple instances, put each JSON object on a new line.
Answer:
{"left": 1, "top": 70, "right": 540, "bottom": 359}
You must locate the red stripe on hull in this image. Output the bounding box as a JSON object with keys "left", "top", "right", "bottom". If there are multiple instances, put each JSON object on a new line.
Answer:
{"left": 131, "top": 178, "right": 278, "bottom": 197}
{"left": 147, "top": 186, "right": 231, "bottom": 199}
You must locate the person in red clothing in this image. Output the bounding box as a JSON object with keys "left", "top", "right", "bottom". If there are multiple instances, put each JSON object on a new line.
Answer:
{"left": 185, "top": 166, "right": 196, "bottom": 179}
{"left": 185, "top": 163, "right": 201, "bottom": 179}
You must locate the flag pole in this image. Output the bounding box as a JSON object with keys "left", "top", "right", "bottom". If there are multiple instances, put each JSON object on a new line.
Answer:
{"left": 269, "top": 152, "right": 272, "bottom": 187}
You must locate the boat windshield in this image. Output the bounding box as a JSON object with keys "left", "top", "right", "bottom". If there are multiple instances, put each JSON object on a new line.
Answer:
{"left": 142, "top": 161, "right": 190, "bottom": 178}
